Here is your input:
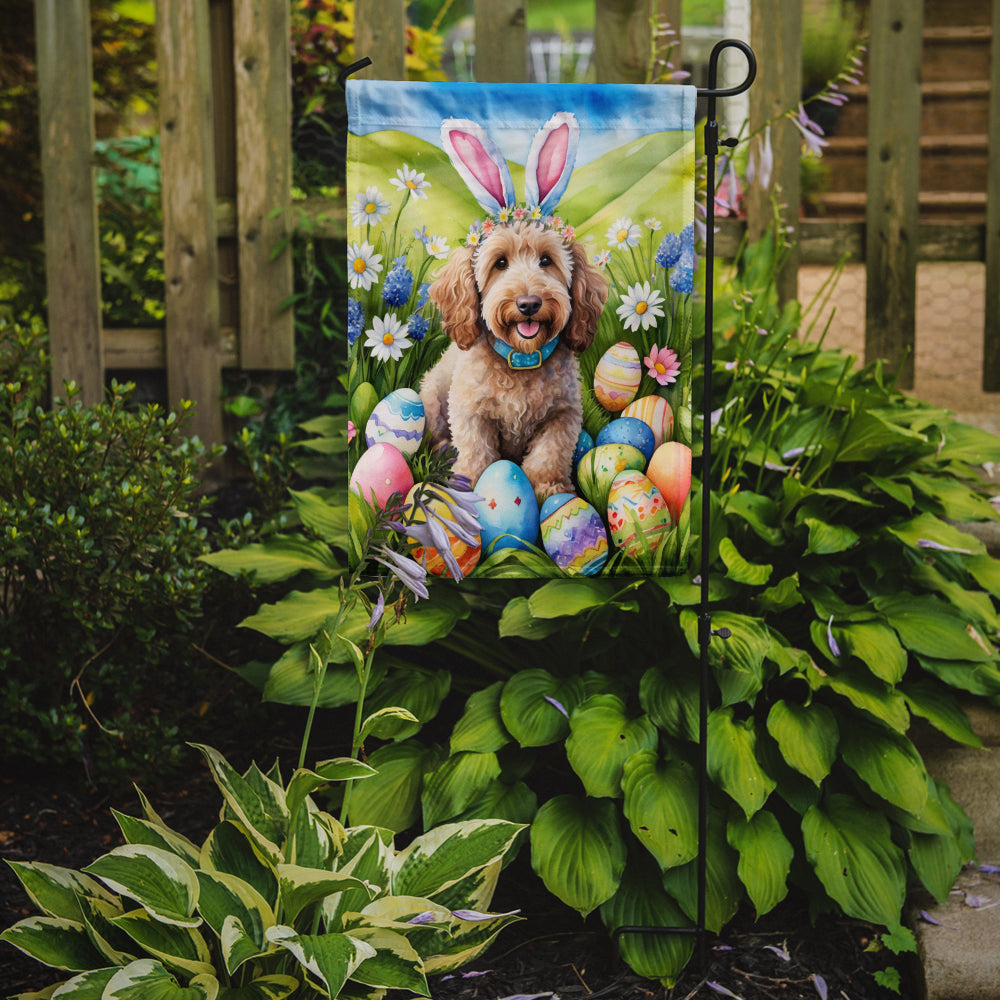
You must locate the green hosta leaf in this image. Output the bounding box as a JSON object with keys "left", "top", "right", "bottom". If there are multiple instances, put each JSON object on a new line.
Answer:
{"left": 907, "top": 472, "right": 998, "bottom": 522}
{"left": 727, "top": 811, "right": 793, "bottom": 918}
{"left": 901, "top": 680, "right": 982, "bottom": 748}
{"left": 83, "top": 846, "right": 200, "bottom": 928}
{"left": 200, "top": 822, "right": 278, "bottom": 910}
{"left": 285, "top": 759, "right": 376, "bottom": 822}
{"left": 866, "top": 474, "right": 914, "bottom": 509}
{"left": 803, "top": 517, "right": 859, "bottom": 556}
{"left": 565, "top": 695, "right": 658, "bottom": 798}
{"left": 363, "top": 667, "right": 451, "bottom": 740}
{"left": 216, "top": 975, "right": 299, "bottom": 1000}
{"left": 261, "top": 643, "right": 386, "bottom": 709}
{"left": 885, "top": 511, "right": 985, "bottom": 556}
{"left": 265, "top": 926, "right": 375, "bottom": 997}
{"left": 835, "top": 409, "right": 927, "bottom": 463}
{"left": 680, "top": 610, "right": 770, "bottom": 706}
{"left": 526, "top": 578, "right": 628, "bottom": 617}
{"left": 346, "top": 926, "right": 429, "bottom": 994}
{"left": 195, "top": 871, "right": 273, "bottom": 973}
{"left": 450, "top": 682, "right": 511, "bottom": 754}
{"left": 765, "top": 700, "right": 838, "bottom": 786}
{"left": 499, "top": 670, "right": 585, "bottom": 747}
{"left": 621, "top": 751, "right": 699, "bottom": 871}
{"left": 218, "top": 915, "right": 269, "bottom": 980}
{"left": 423, "top": 906, "right": 522, "bottom": 975}
{"left": 322, "top": 829, "right": 393, "bottom": 931}
{"left": 876, "top": 593, "right": 995, "bottom": 662}
{"left": 834, "top": 621, "right": 907, "bottom": 684}
{"left": 909, "top": 825, "right": 966, "bottom": 905}
{"left": 599, "top": 853, "right": 694, "bottom": 987}
{"left": 289, "top": 488, "right": 347, "bottom": 544}
{"left": 718, "top": 536, "right": 772, "bottom": 586}
{"left": 0, "top": 916, "right": 107, "bottom": 971}
{"left": 111, "top": 908, "right": 213, "bottom": 978}
{"left": 935, "top": 421, "right": 1000, "bottom": 464}
{"left": 639, "top": 665, "right": 699, "bottom": 742}
{"left": 347, "top": 740, "right": 442, "bottom": 832}
{"left": 200, "top": 536, "right": 340, "bottom": 584}
{"left": 453, "top": 779, "right": 538, "bottom": 827}
{"left": 392, "top": 820, "right": 524, "bottom": 901}
{"left": 497, "top": 596, "right": 566, "bottom": 639}
{"left": 810, "top": 661, "right": 910, "bottom": 732}
{"left": 103, "top": 959, "right": 218, "bottom": 999}
{"left": 4, "top": 862, "right": 118, "bottom": 922}
{"left": 755, "top": 573, "right": 805, "bottom": 614}
{"left": 421, "top": 751, "right": 502, "bottom": 828}
{"left": 38, "top": 966, "right": 117, "bottom": 998}
{"left": 75, "top": 894, "right": 135, "bottom": 966}
{"left": 839, "top": 718, "right": 929, "bottom": 816}
{"left": 277, "top": 865, "right": 374, "bottom": 925}
{"left": 707, "top": 708, "right": 776, "bottom": 819}
{"left": 112, "top": 812, "right": 201, "bottom": 868}
{"left": 916, "top": 655, "right": 1000, "bottom": 697}
{"left": 530, "top": 795, "right": 626, "bottom": 917}
{"left": 724, "top": 490, "right": 784, "bottom": 545}
{"left": 910, "top": 562, "right": 1000, "bottom": 633}
{"left": 802, "top": 793, "right": 906, "bottom": 926}
{"left": 360, "top": 706, "right": 421, "bottom": 742}
{"left": 967, "top": 553, "right": 1000, "bottom": 597}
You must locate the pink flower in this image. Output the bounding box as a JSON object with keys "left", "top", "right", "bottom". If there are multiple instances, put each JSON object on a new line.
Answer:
{"left": 644, "top": 345, "right": 681, "bottom": 385}
{"left": 348, "top": 419, "right": 357, "bottom": 442}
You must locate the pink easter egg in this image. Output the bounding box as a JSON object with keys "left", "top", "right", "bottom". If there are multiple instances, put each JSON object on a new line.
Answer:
{"left": 350, "top": 442, "right": 414, "bottom": 509}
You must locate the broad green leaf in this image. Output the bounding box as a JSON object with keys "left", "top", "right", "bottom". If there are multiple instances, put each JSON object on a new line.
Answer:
{"left": 680, "top": 610, "right": 770, "bottom": 706}
{"left": 348, "top": 382, "right": 380, "bottom": 434}
{"left": 452, "top": 779, "right": 538, "bottom": 827}
{"left": 450, "top": 682, "right": 511, "bottom": 754}
{"left": 834, "top": 621, "right": 907, "bottom": 684}
{"left": 0, "top": 917, "right": 107, "bottom": 971}
{"left": 566, "top": 695, "right": 658, "bottom": 798}
{"left": 265, "top": 926, "right": 374, "bottom": 997}
{"left": 935, "top": 421, "right": 1000, "bottom": 465}
{"left": 261, "top": 644, "right": 386, "bottom": 709}
{"left": 347, "top": 740, "right": 442, "bottom": 832}
{"left": 916, "top": 655, "right": 1000, "bottom": 697}
{"left": 874, "top": 593, "right": 995, "bottom": 662}
{"left": 719, "top": 537, "right": 772, "bottom": 586}
{"left": 110, "top": 909, "right": 214, "bottom": 978}
{"left": 901, "top": 680, "right": 982, "bottom": 748}
{"left": 423, "top": 906, "right": 522, "bottom": 974}
{"left": 346, "top": 926, "right": 428, "bottom": 994}
{"left": 802, "top": 793, "right": 906, "bottom": 926}
{"left": 724, "top": 490, "right": 784, "bottom": 545}
{"left": 83, "top": 846, "right": 200, "bottom": 928}
{"left": 421, "top": 751, "right": 502, "bottom": 828}
{"left": 497, "top": 597, "right": 566, "bottom": 639}
{"left": 499, "top": 670, "right": 585, "bottom": 747}
{"left": 76, "top": 894, "right": 138, "bottom": 966}
{"left": 599, "top": 853, "right": 694, "bottom": 987}
{"left": 322, "top": 830, "right": 393, "bottom": 930}
{"left": 199, "top": 536, "right": 340, "bottom": 584}
{"left": 276, "top": 865, "right": 374, "bottom": 925}
{"left": 103, "top": 959, "right": 218, "bottom": 1000}
{"left": 639, "top": 665, "right": 699, "bottom": 742}
{"left": 906, "top": 472, "right": 998, "bottom": 522}
{"left": 360, "top": 706, "right": 421, "bottom": 742}
{"left": 621, "top": 751, "right": 699, "bottom": 870}
{"left": 910, "top": 562, "right": 1000, "bottom": 633}
{"left": 909, "top": 828, "right": 965, "bottom": 905}
{"left": 362, "top": 667, "right": 451, "bottom": 740}
{"left": 707, "top": 708, "right": 776, "bottom": 818}
{"left": 865, "top": 474, "right": 914, "bottom": 509}
{"left": 199, "top": 822, "right": 278, "bottom": 910}
{"left": 45, "top": 967, "right": 117, "bottom": 998}
{"left": 218, "top": 915, "right": 268, "bottom": 979}
{"left": 755, "top": 573, "right": 805, "bottom": 614}
{"left": 5, "top": 862, "right": 117, "bottom": 923}
{"left": 727, "top": 811, "right": 793, "bottom": 917}
{"left": 112, "top": 813, "right": 201, "bottom": 868}
{"left": 834, "top": 410, "right": 927, "bottom": 463}
{"left": 526, "top": 578, "right": 625, "bottom": 618}
{"left": 530, "top": 795, "right": 626, "bottom": 917}
{"left": 885, "top": 512, "right": 985, "bottom": 556}
{"left": 803, "top": 517, "right": 858, "bottom": 556}
{"left": 765, "top": 700, "right": 838, "bottom": 786}
{"left": 285, "top": 759, "right": 376, "bottom": 822}
{"left": 393, "top": 820, "right": 524, "bottom": 900}
{"left": 216, "top": 976, "right": 299, "bottom": 1000}
{"left": 195, "top": 871, "right": 273, "bottom": 973}
{"left": 289, "top": 488, "right": 347, "bottom": 544}
{"left": 967, "top": 553, "right": 1000, "bottom": 597}
{"left": 839, "top": 718, "right": 929, "bottom": 817}
{"left": 809, "top": 661, "right": 910, "bottom": 732}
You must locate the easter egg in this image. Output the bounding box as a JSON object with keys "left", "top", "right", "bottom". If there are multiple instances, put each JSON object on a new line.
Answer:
{"left": 646, "top": 441, "right": 693, "bottom": 524}
{"left": 593, "top": 341, "right": 641, "bottom": 411}
{"left": 576, "top": 443, "right": 646, "bottom": 513}
{"left": 475, "top": 460, "right": 540, "bottom": 554}
{"left": 404, "top": 485, "right": 480, "bottom": 578}
{"left": 349, "top": 442, "right": 414, "bottom": 509}
{"left": 596, "top": 417, "right": 656, "bottom": 466}
{"left": 365, "top": 388, "right": 425, "bottom": 456}
{"left": 539, "top": 493, "right": 608, "bottom": 576}
{"left": 607, "top": 470, "right": 672, "bottom": 558}
{"left": 572, "top": 429, "right": 594, "bottom": 474}
{"left": 623, "top": 394, "right": 675, "bottom": 448}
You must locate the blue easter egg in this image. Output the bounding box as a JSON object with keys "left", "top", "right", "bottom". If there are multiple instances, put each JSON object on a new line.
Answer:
{"left": 572, "top": 429, "right": 594, "bottom": 474}
{"left": 596, "top": 417, "right": 656, "bottom": 466}
{"left": 365, "top": 388, "right": 425, "bottom": 455}
{"left": 540, "top": 494, "right": 609, "bottom": 575}
{"left": 474, "top": 460, "right": 540, "bottom": 554}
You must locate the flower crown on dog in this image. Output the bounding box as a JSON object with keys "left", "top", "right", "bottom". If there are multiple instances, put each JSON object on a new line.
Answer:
{"left": 440, "top": 112, "right": 581, "bottom": 248}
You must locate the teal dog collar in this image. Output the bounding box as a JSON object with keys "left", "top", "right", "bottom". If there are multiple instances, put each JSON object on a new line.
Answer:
{"left": 492, "top": 334, "right": 559, "bottom": 371}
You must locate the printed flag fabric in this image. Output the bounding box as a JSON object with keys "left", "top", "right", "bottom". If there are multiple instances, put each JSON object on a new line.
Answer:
{"left": 347, "top": 80, "right": 697, "bottom": 579}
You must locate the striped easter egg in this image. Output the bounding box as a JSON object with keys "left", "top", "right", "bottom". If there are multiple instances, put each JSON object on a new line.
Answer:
{"left": 365, "top": 388, "right": 425, "bottom": 455}
{"left": 623, "top": 394, "right": 675, "bottom": 448}
{"left": 539, "top": 493, "right": 609, "bottom": 576}
{"left": 593, "top": 341, "right": 641, "bottom": 412}
{"left": 606, "top": 470, "right": 672, "bottom": 558}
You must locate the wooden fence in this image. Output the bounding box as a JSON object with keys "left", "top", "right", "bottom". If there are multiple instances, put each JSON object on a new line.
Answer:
{"left": 33, "top": 0, "right": 1000, "bottom": 445}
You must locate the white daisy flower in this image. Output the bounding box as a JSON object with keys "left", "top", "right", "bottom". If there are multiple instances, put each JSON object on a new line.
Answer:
{"left": 593, "top": 248, "right": 611, "bottom": 269}
{"left": 390, "top": 164, "right": 431, "bottom": 199}
{"left": 616, "top": 280, "right": 666, "bottom": 332}
{"left": 364, "top": 313, "right": 412, "bottom": 362}
{"left": 425, "top": 234, "right": 451, "bottom": 260}
{"left": 645, "top": 218, "right": 663, "bottom": 230}
{"left": 606, "top": 216, "right": 641, "bottom": 249}
{"left": 347, "top": 241, "right": 383, "bottom": 290}
{"left": 350, "top": 186, "right": 390, "bottom": 227}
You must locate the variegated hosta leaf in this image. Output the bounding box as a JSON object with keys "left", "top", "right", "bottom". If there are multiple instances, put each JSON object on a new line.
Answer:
{"left": 566, "top": 695, "right": 658, "bottom": 799}
{"left": 323, "top": 829, "right": 393, "bottom": 931}
{"left": 288, "top": 802, "right": 344, "bottom": 871}
{"left": 391, "top": 820, "right": 524, "bottom": 901}
{"left": 424, "top": 859, "right": 501, "bottom": 915}
{"left": 621, "top": 751, "right": 699, "bottom": 871}
{"left": 529, "top": 795, "right": 626, "bottom": 917}
{"left": 195, "top": 871, "right": 274, "bottom": 973}
{"left": 499, "top": 670, "right": 585, "bottom": 747}
{"left": 450, "top": 681, "right": 511, "bottom": 754}
{"left": 46, "top": 966, "right": 118, "bottom": 997}
{"left": 285, "top": 760, "right": 377, "bottom": 823}
{"left": 214, "top": 974, "right": 299, "bottom": 999}
{"left": 344, "top": 926, "right": 429, "bottom": 995}
{"left": 4, "top": 862, "right": 118, "bottom": 922}
{"left": 110, "top": 908, "right": 214, "bottom": 978}
{"left": 802, "top": 793, "right": 906, "bottom": 926}
{"left": 765, "top": 700, "right": 838, "bottom": 786}
{"left": 83, "top": 845, "right": 200, "bottom": 928}
{"left": 265, "top": 925, "right": 376, "bottom": 997}
{"left": 200, "top": 822, "right": 278, "bottom": 910}
{"left": 727, "top": 810, "right": 793, "bottom": 918}
{"left": 420, "top": 751, "right": 502, "bottom": 829}
{"left": 0, "top": 916, "right": 107, "bottom": 971}
{"left": 420, "top": 907, "right": 522, "bottom": 975}
{"left": 112, "top": 810, "right": 201, "bottom": 868}
{"left": 77, "top": 894, "right": 136, "bottom": 966}
{"left": 706, "top": 707, "right": 776, "bottom": 819}
{"left": 276, "top": 864, "right": 375, "bottom": 925}
{"left": 102, "top": 958, "right": 218, "bottom": 999}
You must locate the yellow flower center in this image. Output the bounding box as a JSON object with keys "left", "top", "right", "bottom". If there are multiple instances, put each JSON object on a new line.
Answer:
{"left": 382, "top": 332, "right": 395, "bottom": 345}
{"left": 406, "top": 179, "right": 418, "bottom": 189}
{"left": 353, "top": 258, "right": 367, "bottom": 274}
{"left": 617, "top": 229, "right": 628, "bottom": 243}
{"left": 655, "top": 362, "right": 666, "bottom": 374}
{"left": 365, "top": 201, "right": 377, "bottom": 213}
{"left": 636, "top": 301, "right": 648, "bottom": 315}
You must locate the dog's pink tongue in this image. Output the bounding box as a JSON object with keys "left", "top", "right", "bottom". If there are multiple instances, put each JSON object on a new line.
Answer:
{"left": 517, "top": 321, "right": 540, "bottom": 338}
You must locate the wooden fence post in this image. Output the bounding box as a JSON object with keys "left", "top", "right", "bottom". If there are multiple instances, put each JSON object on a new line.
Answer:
{"left": 34, "top": 0, "right": 104, "bottom": 405}
{"left": 157, "top": 0, "right": 223, "bottom": 445}
{"left": 746, "top": 0, "right": 801, "bottom": 305}
{"left": 594, "top": 0, "right": 658, "bottom": 84}
{"left": 864, "top": 0, "right": 923, "bottom": 390}
{"left": 355, "top": 0, "right": 406, "bottom": 80}
{"left": 474, "top": 0, "right": 527, "bottom": 83}
{"left": 983, "top": 0, "right": 1000, "bottom": 390}
{"left": 233, "top": 0, "right": 294, "bottom": 370}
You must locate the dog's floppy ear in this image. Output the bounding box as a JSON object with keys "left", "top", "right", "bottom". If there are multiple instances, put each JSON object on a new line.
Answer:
{"left": 563, "top": 240, "right": 610, "bottom": 353}
{"left": 429, "top": 245, "right": 481, "bottom": 350}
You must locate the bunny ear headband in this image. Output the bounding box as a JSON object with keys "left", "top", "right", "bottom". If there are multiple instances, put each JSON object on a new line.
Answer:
{"left": 441, "top": 112, "right": 580, "bottom": 245}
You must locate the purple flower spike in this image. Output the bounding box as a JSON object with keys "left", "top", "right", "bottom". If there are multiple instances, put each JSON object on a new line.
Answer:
{"left": 544, "top": 695, "right": 569, "bottom": 717}
{"left": 367, "top": 591, "right": 385, "bottom": 632}
{"left": 407, "top": 911, "right": 438, "bottom": 925}
{"left": 827, "top": 615, "right": 841, "bottom": 658}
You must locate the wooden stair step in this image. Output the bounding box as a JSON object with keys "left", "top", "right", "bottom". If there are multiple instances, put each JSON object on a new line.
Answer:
{"left": 814, "top": 190, "right": 987, "bottom": 221}
{"left": 922, "top": 26, "right": 992, "bottom": 82}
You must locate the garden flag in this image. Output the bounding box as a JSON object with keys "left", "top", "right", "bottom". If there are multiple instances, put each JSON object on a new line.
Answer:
{"left": 347, "top": 80, "right": 697, "bottom": 579}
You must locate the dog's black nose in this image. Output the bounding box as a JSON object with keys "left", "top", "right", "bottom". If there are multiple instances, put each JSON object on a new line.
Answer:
{"left": 516, "top": 295, "right": 542, "bottom": 317}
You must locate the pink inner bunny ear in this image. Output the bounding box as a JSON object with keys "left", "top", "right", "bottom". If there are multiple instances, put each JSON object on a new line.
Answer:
{"left": 451, "top": 130, "right": 508, "bottom": 211}
{"left": 534, "top": 123, "right": 570, "bottom": 206}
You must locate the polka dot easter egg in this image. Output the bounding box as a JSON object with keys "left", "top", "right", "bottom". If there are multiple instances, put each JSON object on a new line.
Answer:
{"left": 606, "top": 470, "right": 672, "bottom": 558}
{"left": 622, "top": 394, "right": 675, "bottom": 448}
{"left": 593, "top": 341, "right": 641, "bottom": 411}
{"left": 596, "top": 416, "right": 656, "bottom": 466}
{"left": 539, "top": 493, "right": 609, "bottom": 576}
{"left": 576, "top": 442, "right": 646, "bottom": 514}
{"left": 572, "top": 428, "right": 595, "bottom": 477}
{"left": 405, "top": 485, "right": 480, "bottom": 578}
{"left": 349, "top": 442, "right": 414, "bottom": 509}
{"left": 475, "top": 460, "right": 540, "bottom": 554}
{"left": 365, "top": 388, "right": 425, "bottom": 456}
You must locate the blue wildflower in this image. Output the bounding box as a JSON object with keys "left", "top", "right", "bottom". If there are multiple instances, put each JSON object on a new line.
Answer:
{"left": 382, "top": 264, "right": 414, "bottom": 307}
{"left": 408, "top": 314, "right": 429, "bottom": 341}
{"left": 655, "top": 231, "right": 681, "bottom": 268}
{"left": 347, "top": 298, "right": 364, "bottom": 345}
{"left": 669, "top": 266, "right": 694, "bottom": 294}
{"left": 680, "top": 221, "right": 695, "bottom": 255}
{"left": 416, "top": 282, "right": 430, "bottom": 309}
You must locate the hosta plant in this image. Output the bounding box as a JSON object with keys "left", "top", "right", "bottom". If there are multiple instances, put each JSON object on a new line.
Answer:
{"left": 1, "top": 744, "right": 523, "bottom": 999}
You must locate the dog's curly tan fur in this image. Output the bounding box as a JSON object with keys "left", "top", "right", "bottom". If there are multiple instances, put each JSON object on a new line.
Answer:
{"left": 421, "top": 221, "right": 609, "bottom": 500}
